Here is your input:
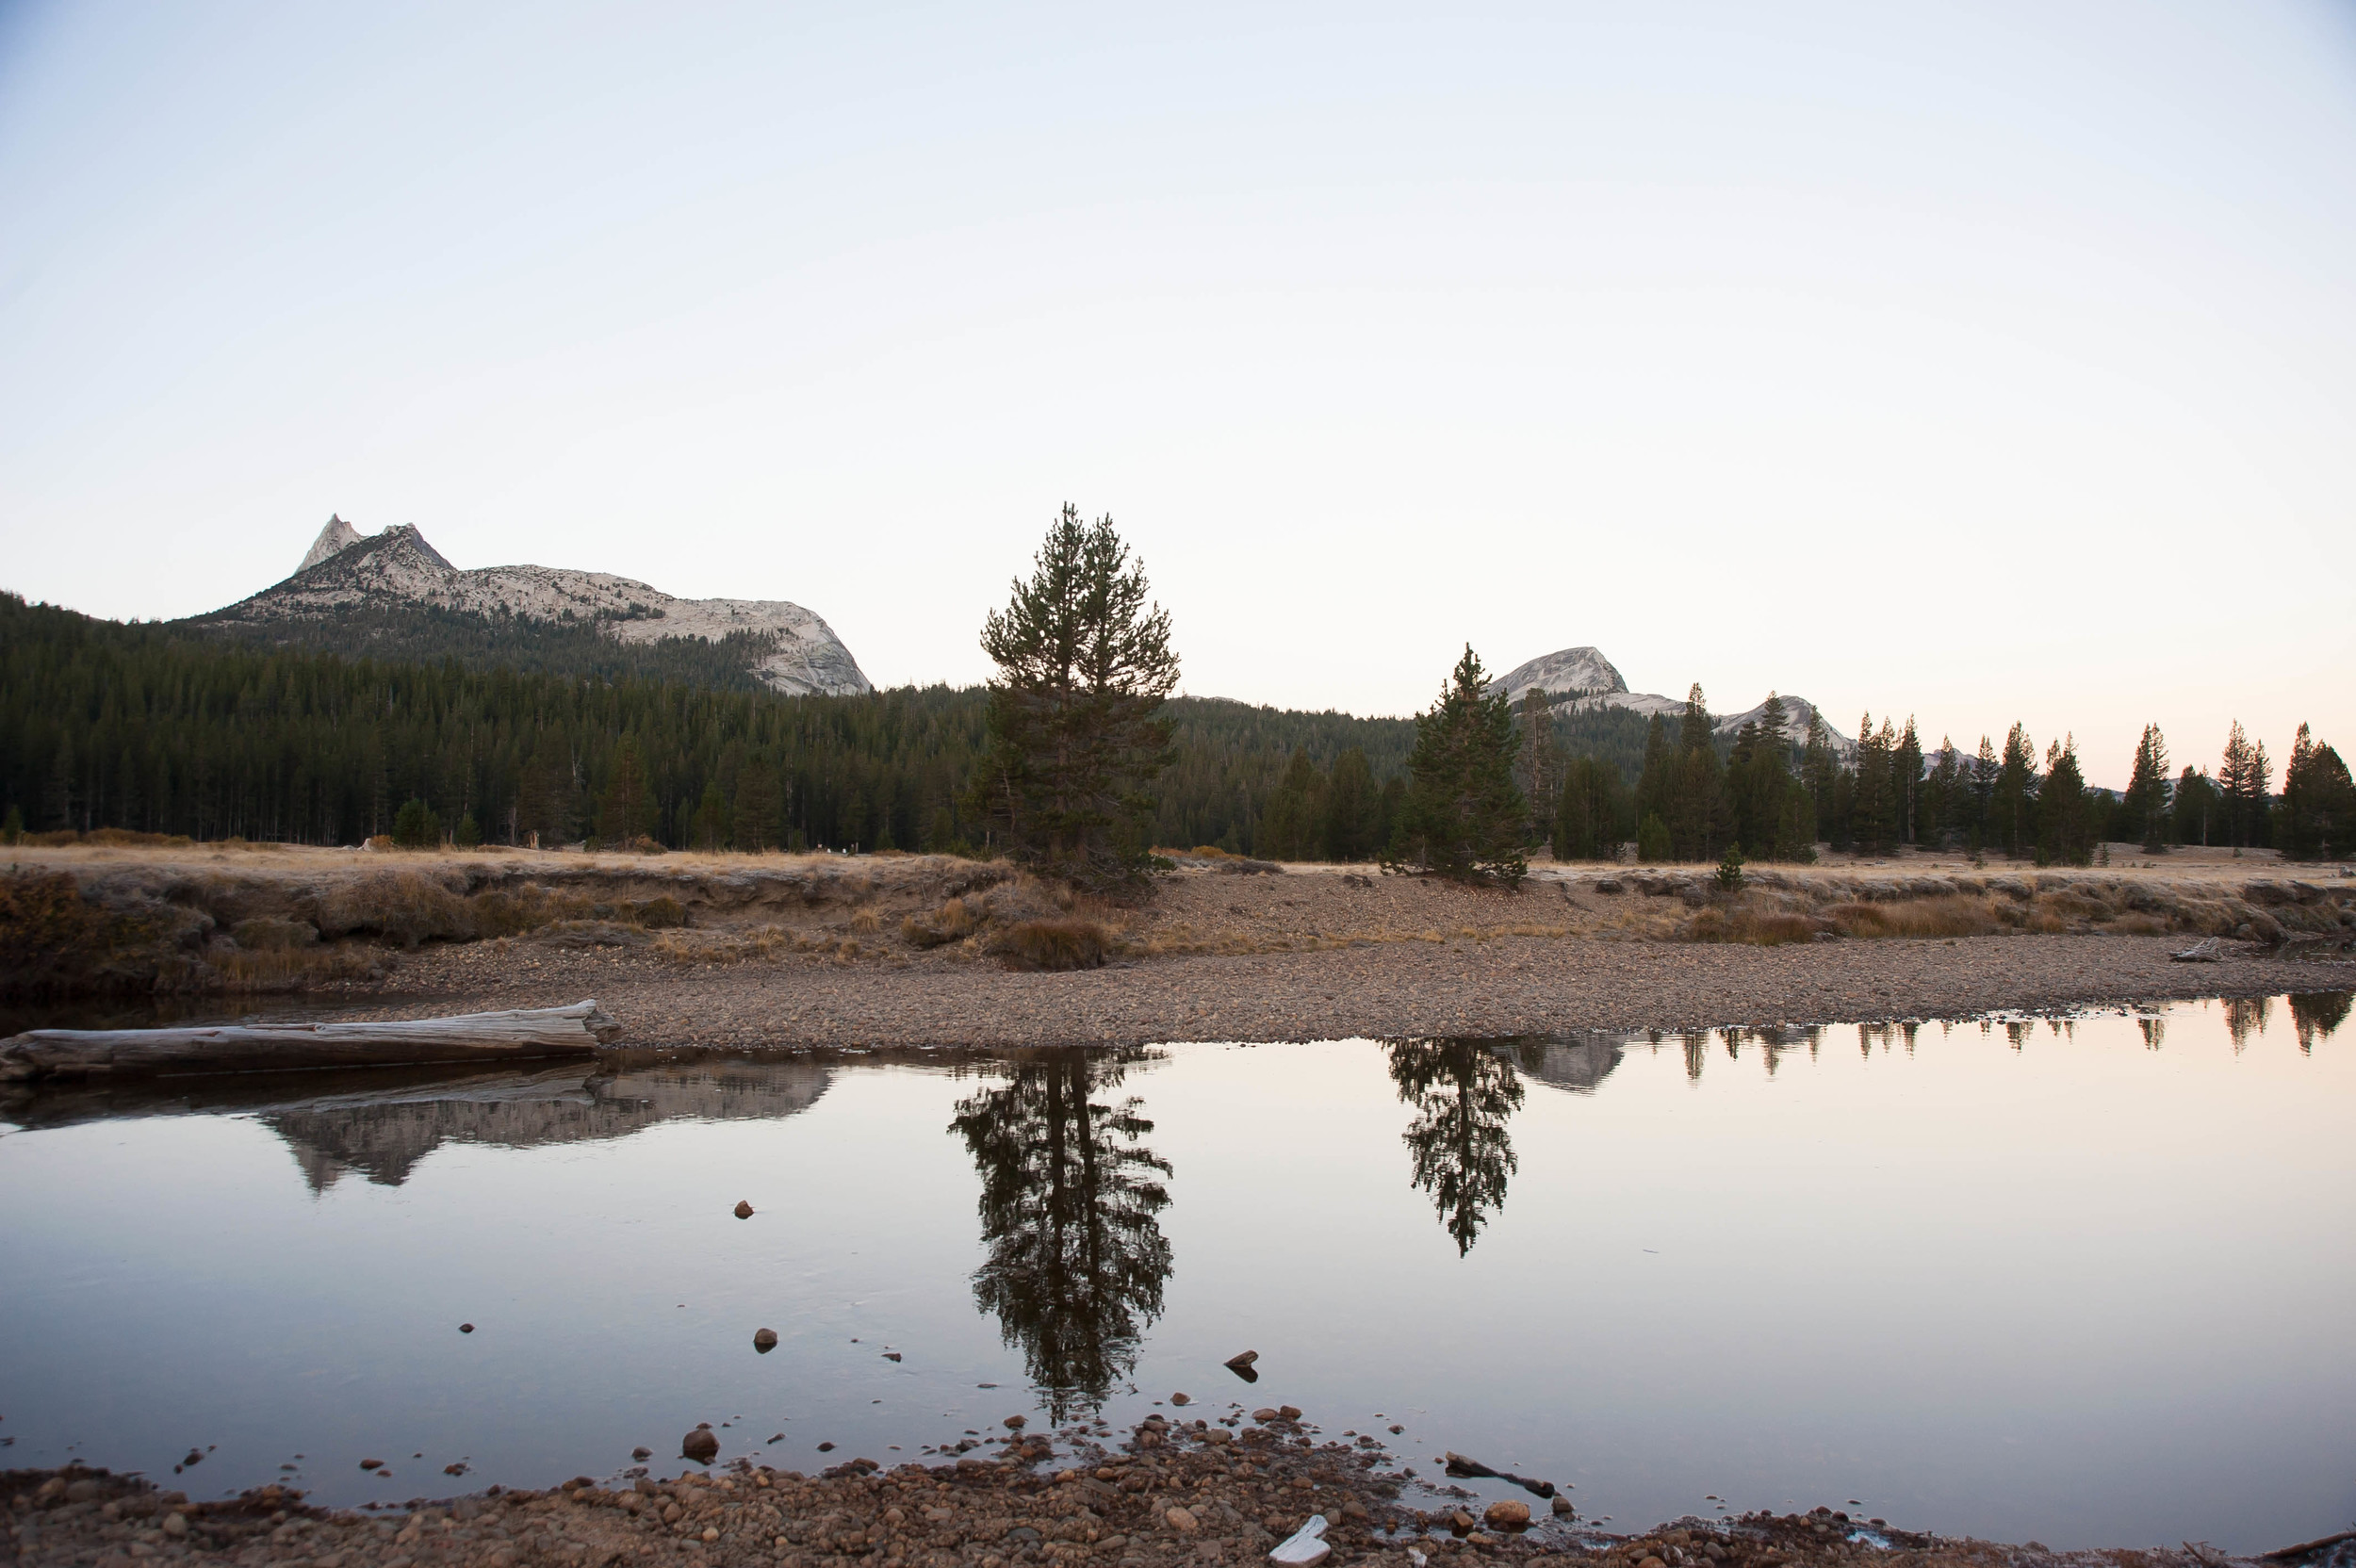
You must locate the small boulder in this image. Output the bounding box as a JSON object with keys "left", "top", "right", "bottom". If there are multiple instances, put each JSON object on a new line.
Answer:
{"left": 753, "top": 1328, "right": 778, "bottom": 1353}
{"left": 459, "top": 1323, "right": 474, "bottom": 1333}
{"left": 359, "top": 1459, "right": 384, "bottom": 1470}
{"left": 1166, "top": 1506, "right": 1200, "bottom": 1534}
{"left": 682, "top": 1427, "right": 720, "bottom": 1463}
{"left": 1224, "top": 1349, "right": 1259, "bottom": 1370}
{"left": 1170, "top": 1392, "right": 1191, "bottom": 1406}
{"left": 631, "top": 1446, "right": 651, "bottom": 1461}
{"left": 1253, "top": 1408, "right": 1280, "bottom": 1423}
{"left": 161, "top": 1513, "right": 188, "bottom": 1539}
{"left": 1484, "top": 1500, "right": 1530, "bottom": 1529}
{"left": 1004, "top": 1415, "right": 1026, "bottom": 1429}
{"left": 733, "top": 1200, "right": 755, "bottom": 1218}
{"left": 1551, "top": 1495, "right": 1576, "bottom": 1517}
{"left": 1278, "top": 1404, "right": 1302, "bottom": 1421}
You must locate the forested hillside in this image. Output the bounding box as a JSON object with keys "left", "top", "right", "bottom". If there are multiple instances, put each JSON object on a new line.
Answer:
{"left": 0, "top": 595, "right": 1431, "bottom": 854}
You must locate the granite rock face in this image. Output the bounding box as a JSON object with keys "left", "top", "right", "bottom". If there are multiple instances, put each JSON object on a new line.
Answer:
{"left": 1490, "top": 645, "right": 1852, "bottom": 754}
{"left": 221, "top": 518, "right": 872, "bottom": 696}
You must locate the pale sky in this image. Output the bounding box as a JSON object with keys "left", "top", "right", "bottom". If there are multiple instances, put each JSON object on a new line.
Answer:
{"left": 4, "top": 2, "right": 2352, "bottom": 786}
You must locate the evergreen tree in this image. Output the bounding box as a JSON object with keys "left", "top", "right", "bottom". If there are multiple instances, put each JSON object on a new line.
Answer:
{"left": 1386, "top": 645, "right": 1527, "bottom": 887}
{"left": 2036, "top": 736, "right": 2093, "bottom": 866}
{"left": 1637, "top": 811, "right": 1673, "bottom": 863}
{"left": 732, "top": 760, "right": 781, "bottom": 852}
{"left": 975, "top": 505, "right": 1180, "bottom": 889}
{"left": 1967, "top": 734, "right": 2000, "bottom": 851}
{"left": 1664, "top": 684, "right": 1726, "bottom": 861}
{"left": 1255, "top": 750, "right": 1326, "bottom": 860}
{"left": 1321, "top": 747, "right": 1383, "bottom": 862}
{"left": 452, "top": 810, "right": 483, "bottom": 849}
{"left": 2218, "top": 721, "right": 2273, "bottom": 850}
{"left": 691, "top": 781, "right": 728, "bottom": 851}
{"left": 1894, "top": 717, "right": 1923, "bottom": 843}
{"left": 1920, "top": 737, "right": 1961, "bottom": 848}
{"left": 391, "top": 797, "right": 442, "bottom": 848}
{"left": 1851, "top": 713, "right": 1898, "bottom": 856}
{"left": 2121, "top": 724, "right": 2172, "bottom": 853}
{"left": 1801, "top": 710, "right": 1841, "bottom": 842}
{"left": 598, "top": 738, "right": 657, "bottom": 844}
{"left": 2172, "top": 765, "right": 2220, "bottom": 847}
{"left": 1991, "top": 724, "right": 2038, "bottom": 858}
{"left": 1515, "top": 688, "right": 1559, "bottom": 843}
{"left": 1553, "top": 756, "right": 1631, "bottom": 861}
{"left": 1636, "top": 712, "right": 1674, "bottom": 831}
{"left": 2277, "top": 724, "right": 2356, "bottom": 861}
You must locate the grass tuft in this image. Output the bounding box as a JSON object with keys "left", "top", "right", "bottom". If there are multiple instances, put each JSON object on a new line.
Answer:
{"left": 991, "top": 917, "right": 1111, "bottom": 972}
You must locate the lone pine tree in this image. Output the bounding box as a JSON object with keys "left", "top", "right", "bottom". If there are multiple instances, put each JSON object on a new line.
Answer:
{"left": 1386, "top": 645, "right": 1527, "bottom": 887}
{"left": 975, "top": 504, "right": 1179, "bottom": 889}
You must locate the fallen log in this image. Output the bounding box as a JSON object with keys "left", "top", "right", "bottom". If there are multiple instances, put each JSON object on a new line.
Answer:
{"left": 0, "top": 1001, "right": 622, "bottom": 1082}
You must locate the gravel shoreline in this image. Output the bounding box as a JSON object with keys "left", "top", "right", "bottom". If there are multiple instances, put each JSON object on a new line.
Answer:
{"left": 329, "top": 935, "right": 2350, "bottom": 1051}
{"left": 3, "top": 1406, "right": 2294, "bottom": 1568}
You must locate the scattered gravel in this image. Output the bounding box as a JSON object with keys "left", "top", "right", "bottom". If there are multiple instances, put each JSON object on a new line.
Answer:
{"left": 338, "top": 933, "right": 2348, "bottom": 1051}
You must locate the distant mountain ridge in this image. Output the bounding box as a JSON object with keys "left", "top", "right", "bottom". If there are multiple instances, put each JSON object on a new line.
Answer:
{"left": 1490, "top": 645, "right": 1854, "bottom": 755}
{"left": 203, "top": 516, "right": 872, "bottom": 697}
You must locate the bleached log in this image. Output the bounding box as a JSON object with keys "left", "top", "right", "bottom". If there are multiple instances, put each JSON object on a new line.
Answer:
{"left": 0, "top": 1001, "right": 622, "bottom": 1082}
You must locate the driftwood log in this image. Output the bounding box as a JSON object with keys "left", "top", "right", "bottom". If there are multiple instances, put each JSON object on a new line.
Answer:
{"left": 0, "top": 1001, "right": 622, "bottom": 1082}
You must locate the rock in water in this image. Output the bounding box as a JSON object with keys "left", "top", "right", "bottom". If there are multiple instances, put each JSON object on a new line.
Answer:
{"left": 1551, "top": 1495, "right": 1575, "bottom": 1517}
{"left": 1170, "top": 1392, "right": 1191, "bottom": 1405}
{"left": 1484, "top": 1500, "right": 1531, "bottom": 1529}
{"left": 1224, "top": 1349, "right": 1259, "bottom": 1370}
{"left": 459, "top": 1323, "right": 474, "bottom": 1333}
{"left": 682, "top": 1427, "right": 720, "bottom": 1463}
{"left": 734, "top": 1200, "right": 755, "bottom": 1218}
{"left": 753, "top": 1328, "right": 778, "bottom": 1352}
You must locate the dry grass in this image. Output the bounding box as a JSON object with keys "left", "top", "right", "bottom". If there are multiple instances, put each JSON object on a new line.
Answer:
{"left": 990, "top": 917, "right": 1112, "bottom": 972}
{"left": 1824, "top": 895, "right": 2011, "bottom": 939}
{"left": 1685, "top": 906, "right": 1827, "bottom": 945}
{"left": 901, "top": 895, "right": 979, "bottom": 949}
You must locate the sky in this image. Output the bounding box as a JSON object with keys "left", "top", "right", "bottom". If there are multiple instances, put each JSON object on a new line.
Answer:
{"left": 3, "top": 2, "right": 2352, "bottom": 787}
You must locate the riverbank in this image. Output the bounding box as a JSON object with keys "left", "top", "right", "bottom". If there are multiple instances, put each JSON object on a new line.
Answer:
{"left": 4, "top": 846, "right": 2350, "bottom": 1026}
{"left": 8, "top": 1412, "right": 2332, "bottom": 1568}
{"left": 320, "top": 929, "right": 2348, "bottom": 1050}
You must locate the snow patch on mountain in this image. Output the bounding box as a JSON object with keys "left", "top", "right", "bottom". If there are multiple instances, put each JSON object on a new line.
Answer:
{"left": 219, "top": 518, "right": 873, "bottom": 697}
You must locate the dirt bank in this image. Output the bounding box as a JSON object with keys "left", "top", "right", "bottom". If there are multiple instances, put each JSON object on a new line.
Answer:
{"left": 7, "top": 1408, "right": 2329, "bottom": 1568}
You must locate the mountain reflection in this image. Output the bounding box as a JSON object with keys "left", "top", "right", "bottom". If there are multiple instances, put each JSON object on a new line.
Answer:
{"left": 950, "top": 1050, "right": 1172, "bottom": 1421}
{"left": 1386, "top": 1039, "right": 1525, "bottom": 1256}
{"left": 268, "top": 1060, "right": 836, "bottom": 1189}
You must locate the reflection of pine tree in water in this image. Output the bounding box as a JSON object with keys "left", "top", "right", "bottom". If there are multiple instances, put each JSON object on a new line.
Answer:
{"left": 950, "top": 1052, "right": 1172, "bottom": 1420}
{"left": 1386, "top": 1040, "right": 1524, "bottom": 1256}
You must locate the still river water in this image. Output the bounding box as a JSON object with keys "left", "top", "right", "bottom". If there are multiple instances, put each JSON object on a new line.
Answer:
{"left": 2, "top": 994, "right": 2351, "bottom": 1552}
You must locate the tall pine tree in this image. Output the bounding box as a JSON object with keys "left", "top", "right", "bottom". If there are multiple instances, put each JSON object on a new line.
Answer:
{"left": 975, "top": 505, "right": 1180, "bottom": 889}
{"left": 1387, "top": 645, "right": 1527, "bottom": 887}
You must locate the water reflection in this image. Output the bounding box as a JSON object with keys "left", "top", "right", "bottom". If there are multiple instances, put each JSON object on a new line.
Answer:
{"left": 0, "top": 1057, "right": 833, "bottom": 1190}
{"left": 2287, "top": 992, "right": 2348, "bottom": 1054}
{"left": 949, "top": 1050, "right": 1173, "bottom": 1420}
{"left": 1386, "top": 1040, "right": 1525, "bottom": 1256}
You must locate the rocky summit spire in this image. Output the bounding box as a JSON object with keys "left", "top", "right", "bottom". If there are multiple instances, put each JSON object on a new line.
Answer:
{"left": 298, "top": 514, "right": 363, "bottom": 574}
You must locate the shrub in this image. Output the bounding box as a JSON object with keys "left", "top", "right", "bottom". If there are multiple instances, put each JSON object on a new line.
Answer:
{"left": 992, "top": 917, "right": 1110, "bottom": 972}
{"left": 902, "top": 896, "right": 978, "bottom": 949}
{"left": 318, "top": 871, "right": 475, "bottom": 947}
{"left": 630, "top": 894, "right": 688, "bottom": 929}
{"left": 1716, "top": 843, "right": 1746, "bottom": 892}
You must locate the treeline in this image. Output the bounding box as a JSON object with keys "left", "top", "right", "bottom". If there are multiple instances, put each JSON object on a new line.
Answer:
{"left": 0, "top": 594, "right": 1422, "bottom": 855}
{"left": 1547, "top": 691, "right": 2354, "bottom": 866}
{"left": 7, "top": 593, "right": 2349, "bottom": 863}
